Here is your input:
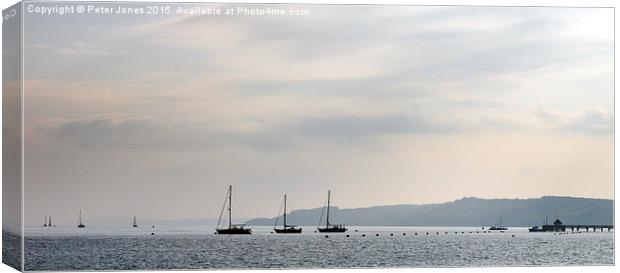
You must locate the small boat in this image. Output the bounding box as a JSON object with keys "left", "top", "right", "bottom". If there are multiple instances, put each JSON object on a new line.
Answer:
{"left": 489, "top": 215, "right": 507, "bottom": 231}
{"left": 215, "top": 185, "right": 252, "bottom": 235}
{"left": 132, "top": 215, "right": 138, "bottom": 228}
{"left": 529, "top": 215, "right": 548, "bottom": 232}
{"left": 48, "top": 215, "right": 52, "bottom": 228}
{"left": 317, "top": 190, "right": 347, "bottom": 233}
{"left": 528, "top": 226, "right": 544, "bottom": 232}
{"left": 274, "top": 194, "right": 302, "bottom": 234}
{"left": 43, "top": 213, "right": 47, "bottom": 227}
{"left": 77, "top": 210, "right": 86, "bottom": 228}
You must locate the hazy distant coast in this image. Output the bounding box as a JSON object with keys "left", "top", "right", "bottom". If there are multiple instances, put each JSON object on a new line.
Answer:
{"left": 246, "top": 196, "right": 613, "bottom": 227}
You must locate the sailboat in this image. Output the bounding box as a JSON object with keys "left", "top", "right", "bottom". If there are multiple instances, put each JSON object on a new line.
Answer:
{"left": 215, "top": 185, "right": 252, "bottom": 235}
{"left": 317, "top": 190, "right": 347, "bottom": 233}
{"left": 48, "top": 215, "right": 52, "bottom": 228}
{"left": 43, "top": 213, "right": 47, "bottom": 227}
{"left": 274, "top": 194, "right": 302, "bottom": 234}
{"left": 132, "top": 215, "right": 138, "bottom": 228}
{"left": 77, "top": 210, "right": 86, "bottom": 228}
{"left": 489, "top": 215, "right": 507, "bottom": 231}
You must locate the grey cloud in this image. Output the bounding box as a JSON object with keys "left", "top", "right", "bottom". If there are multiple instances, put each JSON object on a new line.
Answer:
{"left": 292, "top": 115, "right": 460, "bottom": 137}
{"left": 41, "top": 112, "right": 464, "bottom": 152}
{"left": 535, "top": 107, "right": 613, "bottom": 135}
{"left": 41, "top": 114, "right": 298, "bottom": 152}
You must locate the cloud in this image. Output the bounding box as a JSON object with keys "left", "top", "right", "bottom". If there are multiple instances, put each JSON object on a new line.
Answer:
{"left": 38, "top": 112, "right": 465, "bottom": 152}
{"left": 535, "top": 107, "right": 613, "bottom": 135}
{"left": 38, "top": 113, "right": 296, "bottom": 152}
{"left": 293, "top": 114, "right": 460, "bottom": 137}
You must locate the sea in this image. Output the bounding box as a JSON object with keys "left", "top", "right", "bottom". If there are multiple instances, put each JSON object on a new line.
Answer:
{"left": 11, "top": 225, "right": 614, "bottom": 271}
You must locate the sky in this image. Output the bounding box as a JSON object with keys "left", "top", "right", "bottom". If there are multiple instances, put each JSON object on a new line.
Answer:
{"left": 20, "top": 3, "right": 613, "bottom": 225}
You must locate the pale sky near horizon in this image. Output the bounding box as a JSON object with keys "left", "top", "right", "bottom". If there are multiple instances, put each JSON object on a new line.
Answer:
{"left": 19, "top": 3, "right": 613, "bottom": 225}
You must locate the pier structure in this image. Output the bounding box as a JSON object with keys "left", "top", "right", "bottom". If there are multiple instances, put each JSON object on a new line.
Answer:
{"left": 540, "top": 219, "right": 613, "bottom": 232}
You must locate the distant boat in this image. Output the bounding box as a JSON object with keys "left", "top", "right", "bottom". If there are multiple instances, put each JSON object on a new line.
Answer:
{"left": 77, "top": 210, "right": 86, "bottom": 228}
{"left": 215, "top": 185, "right": 252, "bottom": 235}
{"left": 317, "top": 190, "right": 347, "bottom": 233}
{"left": 43, "top": 213, "right": 47, "bottom": 227}
{"left": 529, "top": 214, "right": 548, "bottom": 232}
{"left": 489, "top": 215, "right": 508, "bottom": 231}
{"left": 48, "top": 215, "right": 52, "bottom": 228}
{"left": 528, "top": 226, "right": 544, "bottom": 232}
{"left": 274, "top": 194, "right": 302, "bottom": 234}
{"left": 132, "top": 215, "right": 138, "bottom": 228}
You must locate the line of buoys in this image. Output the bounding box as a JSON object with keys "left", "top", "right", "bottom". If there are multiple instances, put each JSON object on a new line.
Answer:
{"left": 330, "top": 230, "right": 526, "bottom": 239}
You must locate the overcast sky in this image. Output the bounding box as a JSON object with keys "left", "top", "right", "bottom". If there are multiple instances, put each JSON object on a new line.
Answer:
{"left": 21, "top": 4, "right": 613, "bottom": 225}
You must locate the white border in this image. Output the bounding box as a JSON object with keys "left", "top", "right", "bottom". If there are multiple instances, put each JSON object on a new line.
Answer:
{"left": 0, "top": 1, "right": 617, "bottom": 273}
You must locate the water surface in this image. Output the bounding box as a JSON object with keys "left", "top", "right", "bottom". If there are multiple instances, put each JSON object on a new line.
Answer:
{"left": 22, "top": 226, "right": 614, "bottom": 270}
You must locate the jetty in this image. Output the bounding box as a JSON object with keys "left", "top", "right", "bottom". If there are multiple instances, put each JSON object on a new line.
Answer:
{"left": 531, "top": 219, "right": 613, "bottom": 232}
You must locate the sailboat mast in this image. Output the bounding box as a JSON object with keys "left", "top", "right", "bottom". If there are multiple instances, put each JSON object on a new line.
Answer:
{"left": 133, "top": 215, "right": 137, "bottom": 226}
{"left": 283, "top": 194, "right": 287, "bottom": 227}
{"left": 44, "top": 213, "right": 47, "bottom": 227}
{"left": 228, "top": 185, "right": 232, "bottom": 229}
{"left": 326, "top": 190, "right": 331, "bottom": 227}
{"left": 79, "top": 210, "right": 82, "bottom": 225}
{"left": 49, "top": 215, "right": 52, "bottom": 227}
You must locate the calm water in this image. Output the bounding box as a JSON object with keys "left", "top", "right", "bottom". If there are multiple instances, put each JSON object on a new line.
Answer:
{"left": 20, "top": 226, "right": 614, "bottom": 271}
